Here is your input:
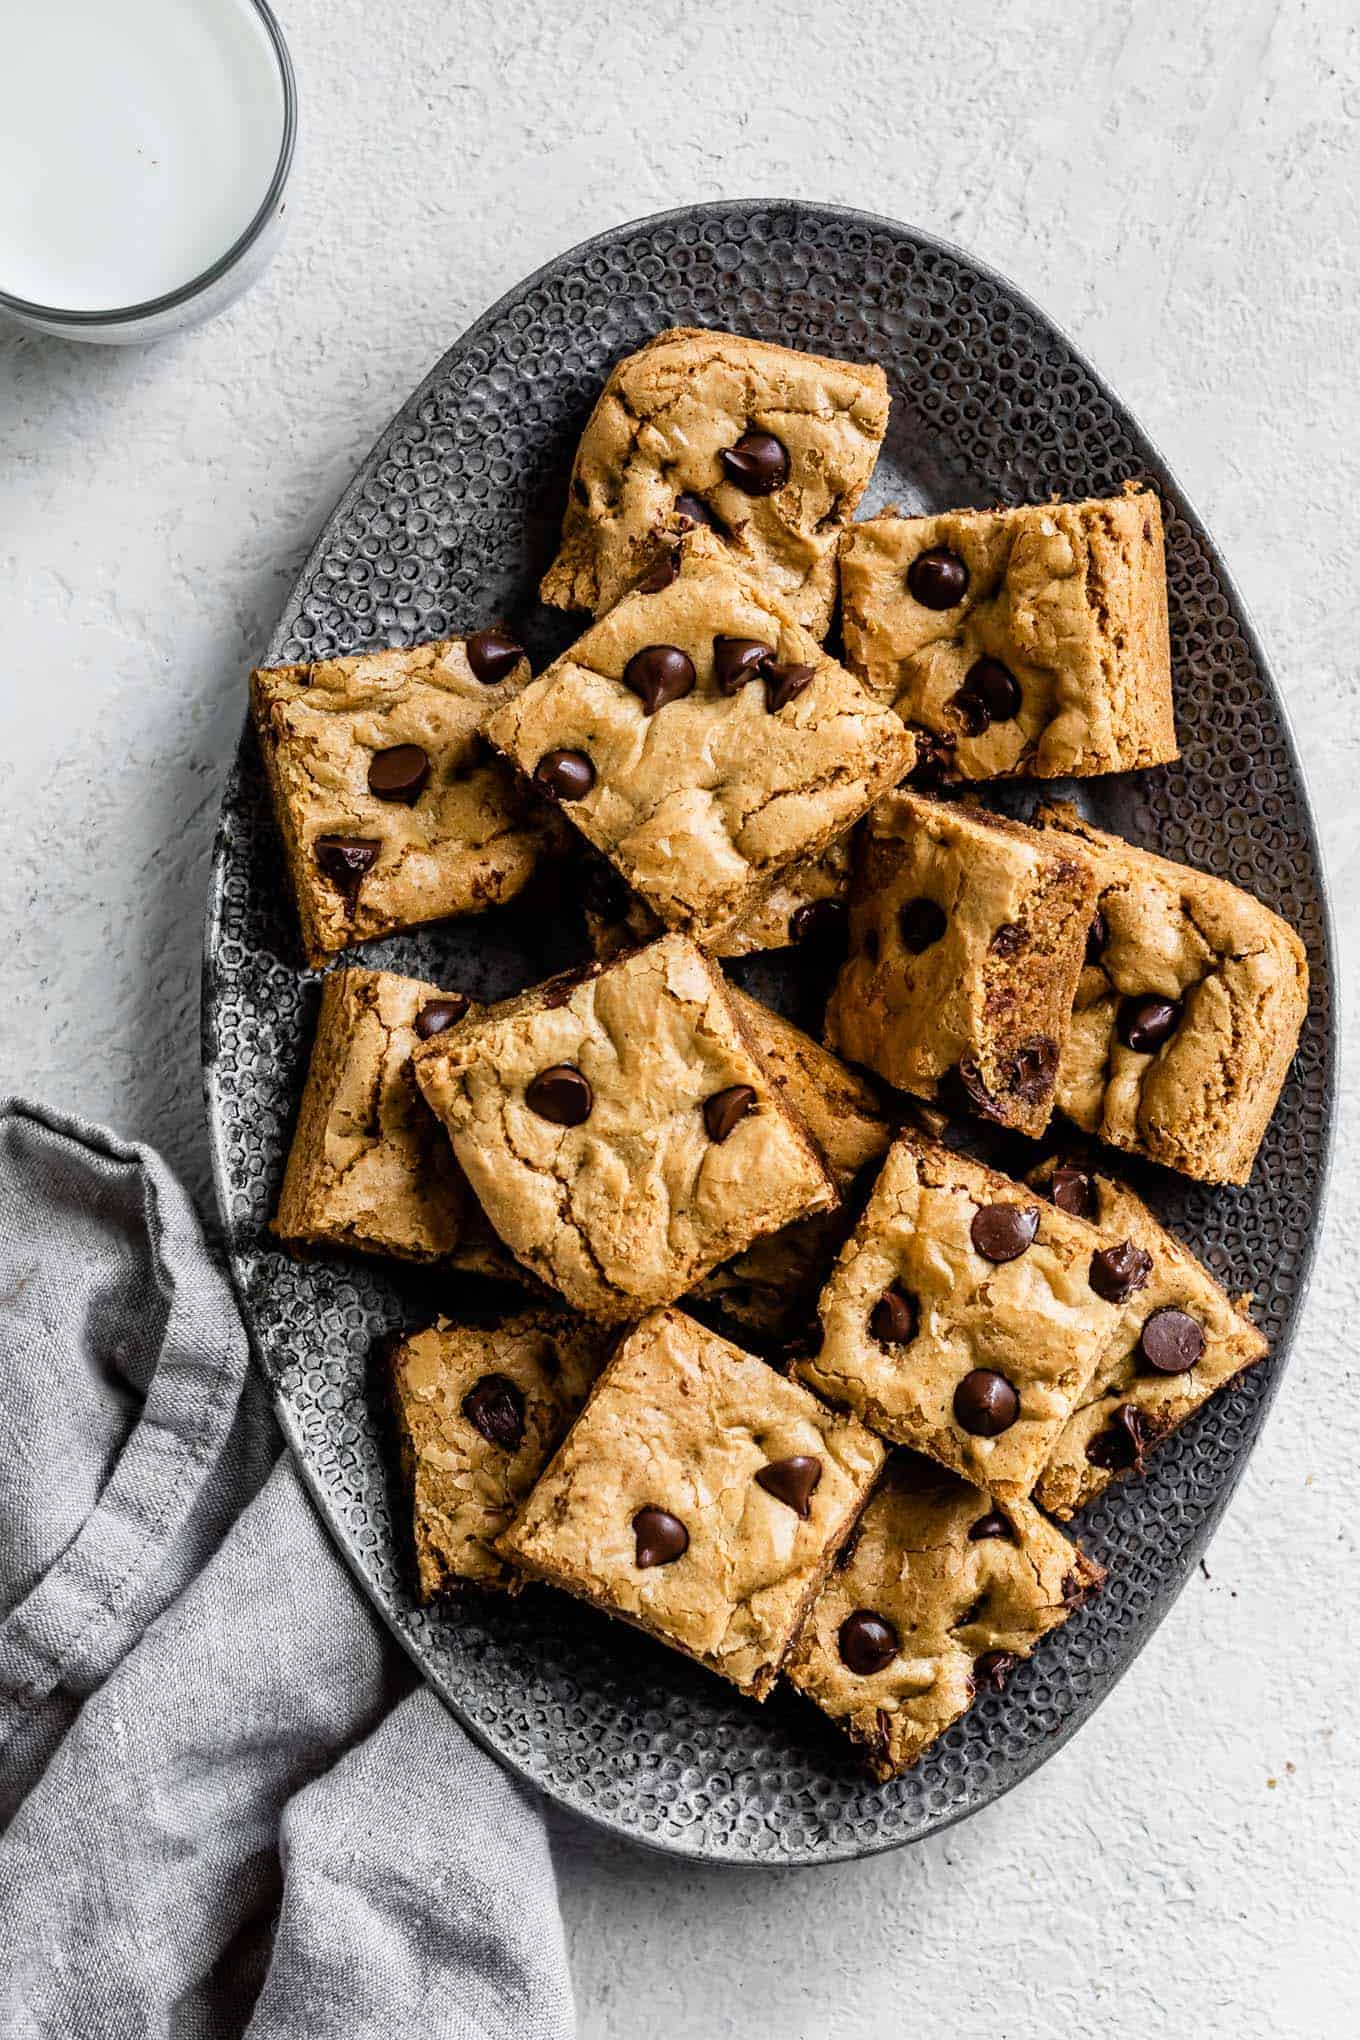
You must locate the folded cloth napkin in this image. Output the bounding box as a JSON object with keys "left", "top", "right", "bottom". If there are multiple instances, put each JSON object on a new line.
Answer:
{"left": 0, "top": 1099, "right": 575, "bottom": 2040}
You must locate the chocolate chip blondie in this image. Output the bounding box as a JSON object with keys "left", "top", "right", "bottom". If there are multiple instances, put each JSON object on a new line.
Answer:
{"left": 498, "top": 1306, "right": 885, "bottom": 1697}
{"left": 1033, "top": 802, "right": 1309, "bottom": 1183}
{"left": 826, "top": 791, "right": 1097, "bottom": 1137}
{"left": 581, "top": 838, "right": 852, "bottom": 964}
{"left": 389, "top": 1310, "right": 609, "bottom": 1596}
{"left": 840, "top": 490, "right": 1175, "bottom": 780}
{"left": 411, "top": 934, "right": 838, "bottom": 1322}
{"left": 540, "top": 326, "right": 890, "bottom": 636}
{"left": 786, "top": 1456, "right": 1103, "bottom": 1777}
{"left": 250, "top": 632, "right": 552, "bottom": 967}
{"left": 1028, "top": 1156, "right": 1268, "bottom": 1516}
{"left": 488, "top": 532, "right": 916, "bottom": 950}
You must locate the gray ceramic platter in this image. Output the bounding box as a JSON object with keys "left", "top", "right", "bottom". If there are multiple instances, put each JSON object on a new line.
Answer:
{"left": 202, "top": 201, "right": 1335, "bottom": 1866}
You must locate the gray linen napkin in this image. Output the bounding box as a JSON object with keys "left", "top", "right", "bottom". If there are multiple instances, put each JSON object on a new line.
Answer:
{"left": 0, "top": 1099, "right": 575, "bottom": 2040}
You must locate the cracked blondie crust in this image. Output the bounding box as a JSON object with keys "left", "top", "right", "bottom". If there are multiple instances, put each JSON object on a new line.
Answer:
{"left": 1033, "top": 802, "right": 1309, "bottom": 1183}
{"left": 786, "top": 1456, "right": 1103, "bottom": 1777}
{"left": 390, "top": 1310, "right": 610, "bottom": 1596}
{"left": 826, "top": 791, "right": 1097, "bottom": 1137}
{"left": 840, "top": 490, "right": 1175, "bottom": 780}
{"left": 411, "top": 935, "right": 839, "bottom": 1322}
{"left": 489, "top": 532, "right": 916, "bottom": 950}
{"left": 540, "top": 326, "right": 890, "bottom": 636}
{"left": 251, "top": 634, "right": 553, "bottom": 966}
{"left": 497, "top": 1306, "right": 886, "bottom": 1697}
{"left": 1027, "top": 1156, "right": 1268, "bottom": 1517}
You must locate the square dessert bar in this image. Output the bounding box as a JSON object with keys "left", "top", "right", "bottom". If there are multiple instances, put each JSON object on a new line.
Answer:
{"left": 498, "top": 1307, "right": 886, "bottom": 1697}
{"left": 251, "top": 632, "right": 552, "bottom": 967}
{"left": 795, "top": 1127, "right": 1124, "bottom": 1501}
{"left": 1027, "top": 1156, "right": 1268, "bottom": 1517}
{"left": 488, "top": 532, "right": 916, "bottom": 950}
{"left": 1033, "top": 803, "right": 1310, "bottom": 1184}
{"left": 826, "top": 791, "right": 1097, "bottom": 1138}
{"left": 581, "top": 837, "right": 853, "bottom": 964}
{"left": 540, "top": 325, "right": 890, "bottom": 637}
{"left": 412, "top": 934, "right": 839, "bottom": 1322}
{"left": 786, "top": 1457, "right": 1103, "bottom": 1778}
{"left": 389, "top": 1310, "right": 609, "bottom": 1596}
{"left": 840, "top": 489, "right": 1175, "bottom": 780}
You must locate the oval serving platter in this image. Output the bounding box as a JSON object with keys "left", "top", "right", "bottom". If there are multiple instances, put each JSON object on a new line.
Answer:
{"left": 203, "top": 202, "right": 1335, "bottom": 1866}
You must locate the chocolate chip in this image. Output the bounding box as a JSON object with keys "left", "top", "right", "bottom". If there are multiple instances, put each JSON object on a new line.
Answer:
{"left": 633, "top": 1507, "right": 689, "bottom": 1568}
{"left": 533, "top": 749, "right": 595, "bottom": 801}
{"left": 1085, "top": 909, "right": 1109, "bottom": 965}
{"left": 525, "top": 1065, "right": 592, "bottom": 1126}
{"left": 314, "top": 835, "right": 379, "bottom": 899}
{"left": 1117, "top": 994, "right": 1182, "bottom": 1053}
{"left": 366, "top": 742, "right": 430, "bottom": 803}
{"left": 1010, "top": 1035, "right": 1058, "bottom": 1104}
{"left": 990, "top": 921, "right": 1026, "bottom": 957}
{"left": 973, "top": 1648, "right": 1019, "bottom": 1692}
{"left": 622, "top": 644, "right": 695, "bottom": 714}
{"left": 1089, "top": 1240, "right": 1154, "bottom": 1304}
{"left": 1085, "top": 1401, "right": 1152, "bottom": 1471}
{"left": 755, "top": 1455, "right": 822, "bottom": 1518}
{"left": 719, "top": 430, "right": 789, "bottom": 495}
{"left": 461, "top": 1372, "right": 525, "bottom": 1452}
{"left": 703, "top": 1084, "right": 757, "bottom": 1143}
{"left": 970, "top": 1204, "right": 1040, "bottom": 1263}
{"left": 969, "top": 1510, "right": 1016, "bottom": 1543}
{"left": 1138, "top": 1307, "right": 1205, "bottom": 1375}
{"left": 870, "top": 1284, "right": 918, "bottom": 1346}
{"left": 907, "top": 725, "right": 957, "bottom": 788}
{"left": 790, "top": 898, "right": 848, "bottom": 948}
{"left": 954, "top": 656, "right": 1021, "bottom": 733}
{"left": 465, "top": 627, "right": 524, "bottom": 685}
{"left": 638, "top": 550, "right": 679, "bottom": 593}
{"left": 899, "top": 897, "right": 947, "bottom": 953}
{"left": 674, "top": 490, "right": 719, "bottom": 529}
{"left": 907, "top": 546, "right": 969, "bottom": 608}
{"left": 1049, "top": 1165, "right": 1096, "bottom": 1220}
{"left": 713, "top": 635, "right": 773, "bottom": 695}
{"left": 764, "top": 661, "right": 816, "bottom": 713}
{"left": 942, "top": 1059, "right": 1005, "bottom": 1124}
{"left": 838, "top": 1609, "right": 899, "bottom": 1675}
{"left": 414, "top": 995, "right": 470, "bottom": 1040}
{"left": 953, "top": 1368, "right": 1021, "bottom": 1436}
{"left": 580, "top": 859, "right": 631, "bottom": 923}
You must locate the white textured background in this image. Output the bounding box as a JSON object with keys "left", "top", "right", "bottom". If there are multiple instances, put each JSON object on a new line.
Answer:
{"left": 2, "top": 2, "right": 1357, "bottom": 2033}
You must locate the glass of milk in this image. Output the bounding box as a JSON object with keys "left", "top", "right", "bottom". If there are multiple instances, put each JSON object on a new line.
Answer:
{"left": 0, "top": 0, "right": 297, "bottom": 342}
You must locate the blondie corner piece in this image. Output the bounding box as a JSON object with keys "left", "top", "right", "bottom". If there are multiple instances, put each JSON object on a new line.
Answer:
{"left": 1033, "top": 802, "right": 1310, "bottom": 1184}
{"left": 497, "top": 1307, "right": 886, "bottom": 1697}
{"left": 786, "top": 1456, "right": 1103, "bottom": 1779}
{"left": 1027, "top": 1157, "right": 1268, "bottom": 1517}
{"left": 250, "top": 634, "right": 553, "bottom": 967}
{"left": 795, "top": 1127, "right": 1127, "bottom": 1501}
{"left": 826, "top": 791, "right": 1097, "bottom": 1137}
{"left": 839, "top": 488, "right": 1175, "bottom": 780}
{"left": 389, "top": 1311, "right": 610, "bottom": 1597}
{"left": 540, "top": 325, "right": 890, "bottom": 636}
{"left": 411, "top": 934, "right": 839, "bottom": 1322}
{"left": 489, "top": 531, "right": 916, "bottom": 950}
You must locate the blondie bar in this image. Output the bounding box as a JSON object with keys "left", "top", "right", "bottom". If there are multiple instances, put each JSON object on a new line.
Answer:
{"left": 581, "top": 838, "right": 852, "bottom": 964}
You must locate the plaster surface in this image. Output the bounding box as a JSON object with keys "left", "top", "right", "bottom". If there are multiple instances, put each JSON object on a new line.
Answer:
{"left": 2, "top": 3, "right": 1356, "bottom": 2034}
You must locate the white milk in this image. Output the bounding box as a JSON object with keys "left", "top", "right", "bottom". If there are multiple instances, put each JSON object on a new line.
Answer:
{"left": 0, "top": 0, "right": 286, "bottom": 312}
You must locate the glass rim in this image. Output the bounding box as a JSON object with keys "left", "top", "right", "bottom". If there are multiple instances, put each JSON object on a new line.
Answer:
{"left": 0, "top": 0, "right": 297, "bottom": 328}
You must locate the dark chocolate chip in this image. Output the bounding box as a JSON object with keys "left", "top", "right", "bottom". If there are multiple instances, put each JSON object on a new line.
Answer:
{"left": 622, "top": 644, "right": 695, "bottom": 715}
{"left": 674, "top": 490, "right": 719, "bottom": 529}
{"left": 1117, "top": 994, "right": 1182, "bottom": 1053}
{"left": 899, "top": 897, "right": 947, "bottom": 954}
{"left": 755, "top": 1454, "right": 822, "bottom": 1518}
{"left": 973, "top": 1648, "right": 1020, "bottom": 1692}
{"left": 719, "top": 429, "right": 790, "bottom": 495}
{"left": 633, "top": 1507, "right": 689, "bottom": 1568}
{"left": 969, "top": 1510, "right": 1016, "bottom": 1543}
{"left": 461, "top": 1373, "right": 525, "bottom": 1452}
{"left": 944, "top": 1059, "right": 1005, "bottom": 1124}
{"left": 466, "top": 627, "right": 524, "bottom": 685}
{"left": 990, "top": 920, "right": 1026, "bottom": 957}
{"left": 533, "top": 749, "right": 595, "bottom": 801}
{"left": 703, "top": 1084, "right": 757, "bottom": 1143}
{"left": 789, "top": 898, "right": 848, "bottom": 948}
{"left": 907, "top": 725, "right": 957, "bottom": 788}
{"left": 970, "top": 1203, "right": 1040, "bottom": 1264}
{"left": 966, "top": 655, "right": 1022, "bottom": 723}
{"left": 953, "top": 1368, "right": 1021, "bottom": 1436}
{"left": 870, "top": 1283, "right": 918, "bottom": 1346}
{"left": 1010, "top": 1035, "right": 1059, "bottom": 1104}
{"left": 1085, "top": 1401, "right": 1152, "bottom": 1471}
{"left": 525, "top": 1065, "right": 592, "bottom": 1126}
{"left": 1138, "top": 1307, "right": 1205, "bottom": 1375}
{"left": 907, "top": 546, "right": 969, "bottom": 609}
{"left": 1085, "top": 909, "right": 1109, "bottom": 965}
{"left": 838, "top": 1609, "right": 900, "bottom": 1676}
{"left": 314, "top": 835, "right": 379, "bottom": 898}
{"left": 367, "top": 742, "right": 430, "bottom": 803}
{"left": 713, "top": 634, "right": 773, "bottom": 695}
{"left": 764, "top": 661, "right": 816, "bottom": 713}
{"left": 1049, "top": 1164, "right": 1097, "bottom": 1220}
{"left": 638, "top": 550, "right": 679, "bottom": 593}
{"left": 415, "top": 995, "right": 470, "bottom": 1040}
{"left": 1089, "top": 1239, "right": 1154, "bottom": 1304}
